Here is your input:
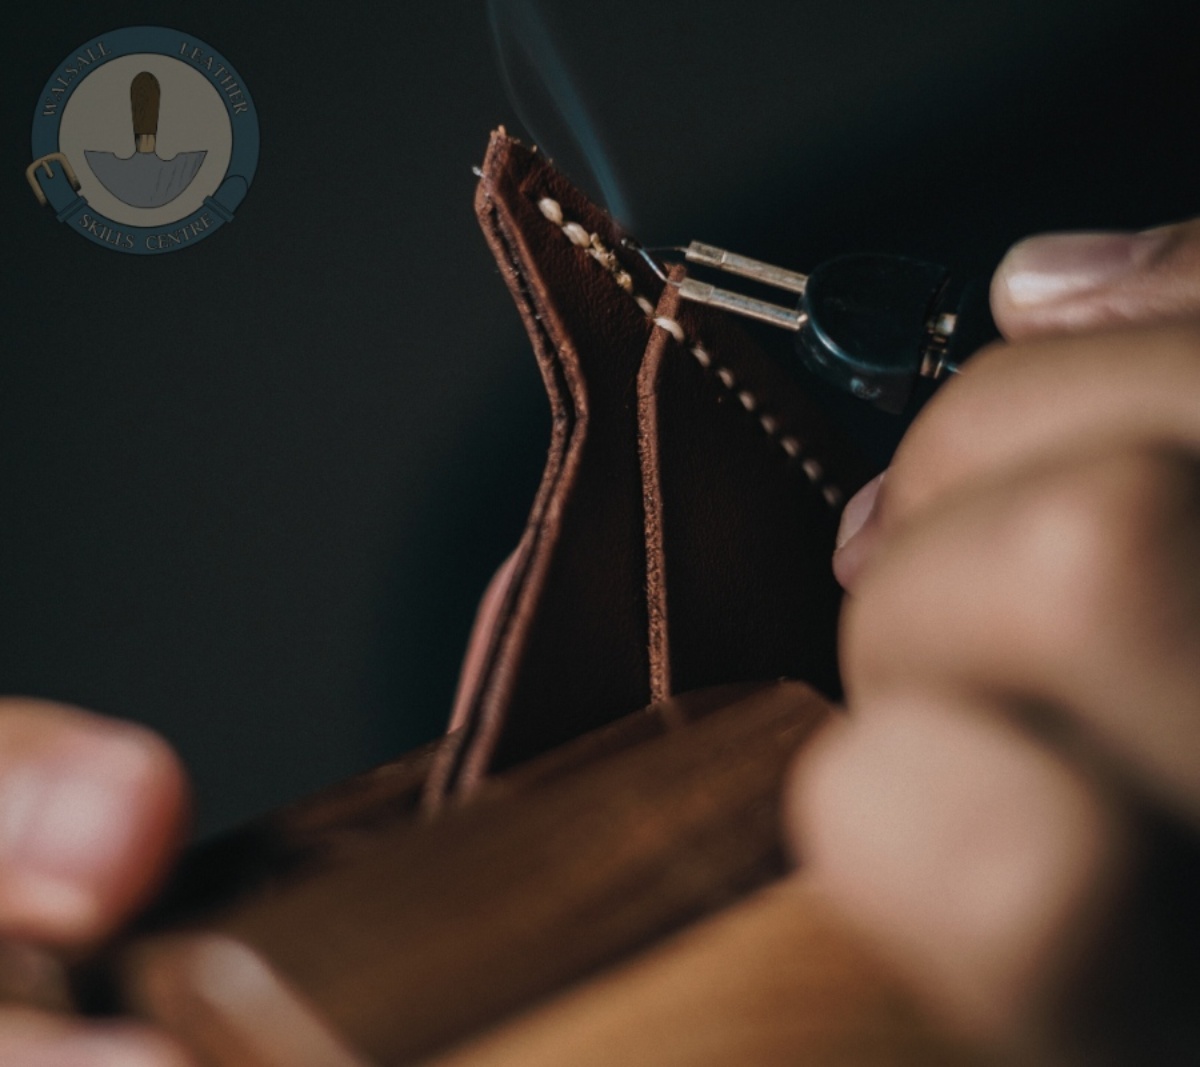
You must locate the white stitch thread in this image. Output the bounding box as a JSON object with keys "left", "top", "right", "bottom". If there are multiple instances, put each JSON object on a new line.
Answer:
{"left": 654, "top": 316, "right": 686, "bottom": 343}
{"left": 537, "top": 197, "right": 564, "bottom": 225}
{"left": 563, "top": 221, "right": 591, "bottom": 247}
{"left": 533, "top": 195, "right": 843, "bottom": 508}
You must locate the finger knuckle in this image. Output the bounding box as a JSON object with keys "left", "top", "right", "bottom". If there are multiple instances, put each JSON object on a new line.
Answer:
{"left": 1020, "top": 448, "right": 1200, "bottom": 653}
{"left": 1162, "top": 317, "right": 1200, "bottom": 362}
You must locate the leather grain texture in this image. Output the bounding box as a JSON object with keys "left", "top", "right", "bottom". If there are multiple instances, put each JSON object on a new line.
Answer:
{"left": 432, "top": 131, "right": 666, "bottom": 796}
{"left": 640, "top": 272, "right": 868, "bottom": 701}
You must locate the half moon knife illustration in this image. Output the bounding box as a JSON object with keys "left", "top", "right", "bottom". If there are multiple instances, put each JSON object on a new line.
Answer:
{"left": 85, "top": 72, "right": 206, "bottom": 209}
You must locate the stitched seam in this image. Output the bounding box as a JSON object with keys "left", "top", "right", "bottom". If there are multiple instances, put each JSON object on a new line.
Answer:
{"left": 535, "top": 196, "right": 844, "bottom": 509}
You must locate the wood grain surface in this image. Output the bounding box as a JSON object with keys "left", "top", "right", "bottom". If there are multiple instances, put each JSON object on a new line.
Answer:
{"left": 93, "top": 682, "right": 868, "bottom": 1064}
{"left": 424, "top": 878, "right": 975, "bottom": 1067}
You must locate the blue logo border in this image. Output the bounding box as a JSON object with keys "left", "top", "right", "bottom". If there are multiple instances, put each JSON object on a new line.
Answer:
{"left": 31, "top": 26, "right": 259, "bottom": 255}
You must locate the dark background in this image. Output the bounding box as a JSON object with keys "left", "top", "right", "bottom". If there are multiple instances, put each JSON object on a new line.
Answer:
{"left": 5, "top": 1, "right": 1199, "bottom": 835}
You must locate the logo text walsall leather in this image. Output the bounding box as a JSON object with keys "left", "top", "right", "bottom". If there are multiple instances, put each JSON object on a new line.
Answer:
{"left": 28, "top": 27, "right": 259, "bottom": 255}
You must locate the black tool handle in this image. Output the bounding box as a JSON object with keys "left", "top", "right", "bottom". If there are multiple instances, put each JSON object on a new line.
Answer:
{"left": 796, "top": 253, "right": 999, "bottom": 414}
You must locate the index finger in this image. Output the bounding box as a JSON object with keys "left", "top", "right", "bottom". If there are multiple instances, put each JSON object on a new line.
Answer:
{"left": 991, "top": 219, "right": 1200, "bottom": 341}
{"left": 874, "top": 319, "right": 1200, "bottom": 549}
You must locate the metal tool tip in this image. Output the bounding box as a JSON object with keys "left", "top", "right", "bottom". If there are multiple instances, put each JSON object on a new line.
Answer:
{"left": 621, "top": 239, "right": 673, "bottom": 285}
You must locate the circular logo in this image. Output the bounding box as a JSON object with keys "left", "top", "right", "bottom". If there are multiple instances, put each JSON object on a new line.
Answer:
{"left": 28, "top": 27, "right": 259, "bottom": 254}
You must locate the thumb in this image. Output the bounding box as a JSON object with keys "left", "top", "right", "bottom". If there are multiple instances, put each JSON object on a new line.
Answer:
{"left": 990, "top": 218, "right": 1200, "bottom": 340}
{"left": 0, "top": 700, "right": 190, "bottom": 945}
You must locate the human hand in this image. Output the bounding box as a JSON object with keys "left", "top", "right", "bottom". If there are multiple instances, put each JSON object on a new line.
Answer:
{"left": 787, "top": 220, "right": 1200, "bottom": 1062}
{"left": 0, "top": 699, "right": 195, "bottom": 1065}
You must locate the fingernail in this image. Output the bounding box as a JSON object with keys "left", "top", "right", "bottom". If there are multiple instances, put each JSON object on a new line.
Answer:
{"left": 996, "top": 229, "right": 1167, "bottom": 307}
{"left": 0, "top": 725, "right": 160, "bottom": 937}
{"left": 832, "top": 472, "right": 885, "bottom": 590}
{"left": 836, "top": 472, "right": 885, "bottom": 550}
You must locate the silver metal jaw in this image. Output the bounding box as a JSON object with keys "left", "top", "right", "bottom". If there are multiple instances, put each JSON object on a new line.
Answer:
{"left": 681, "top": 242, "right": 809, "bottom": 294}
{"left": 676, "top": 278, "right": 807, "bottom": 331}
{"left": 626, "top": 239, "right": 809, "bottom": 331}
{"left": 624, "top": 236, "right": 986, "bottom": 413}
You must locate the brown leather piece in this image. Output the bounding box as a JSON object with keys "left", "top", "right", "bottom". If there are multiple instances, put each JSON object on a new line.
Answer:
{"left": 640, "top": 271, "right": 869, "bottom": 701}
{"left": 439, "top": 131, "right": 869, "bottom": 798}
{"left": 431, "top": 130, "right": 668, "bottom": 797}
